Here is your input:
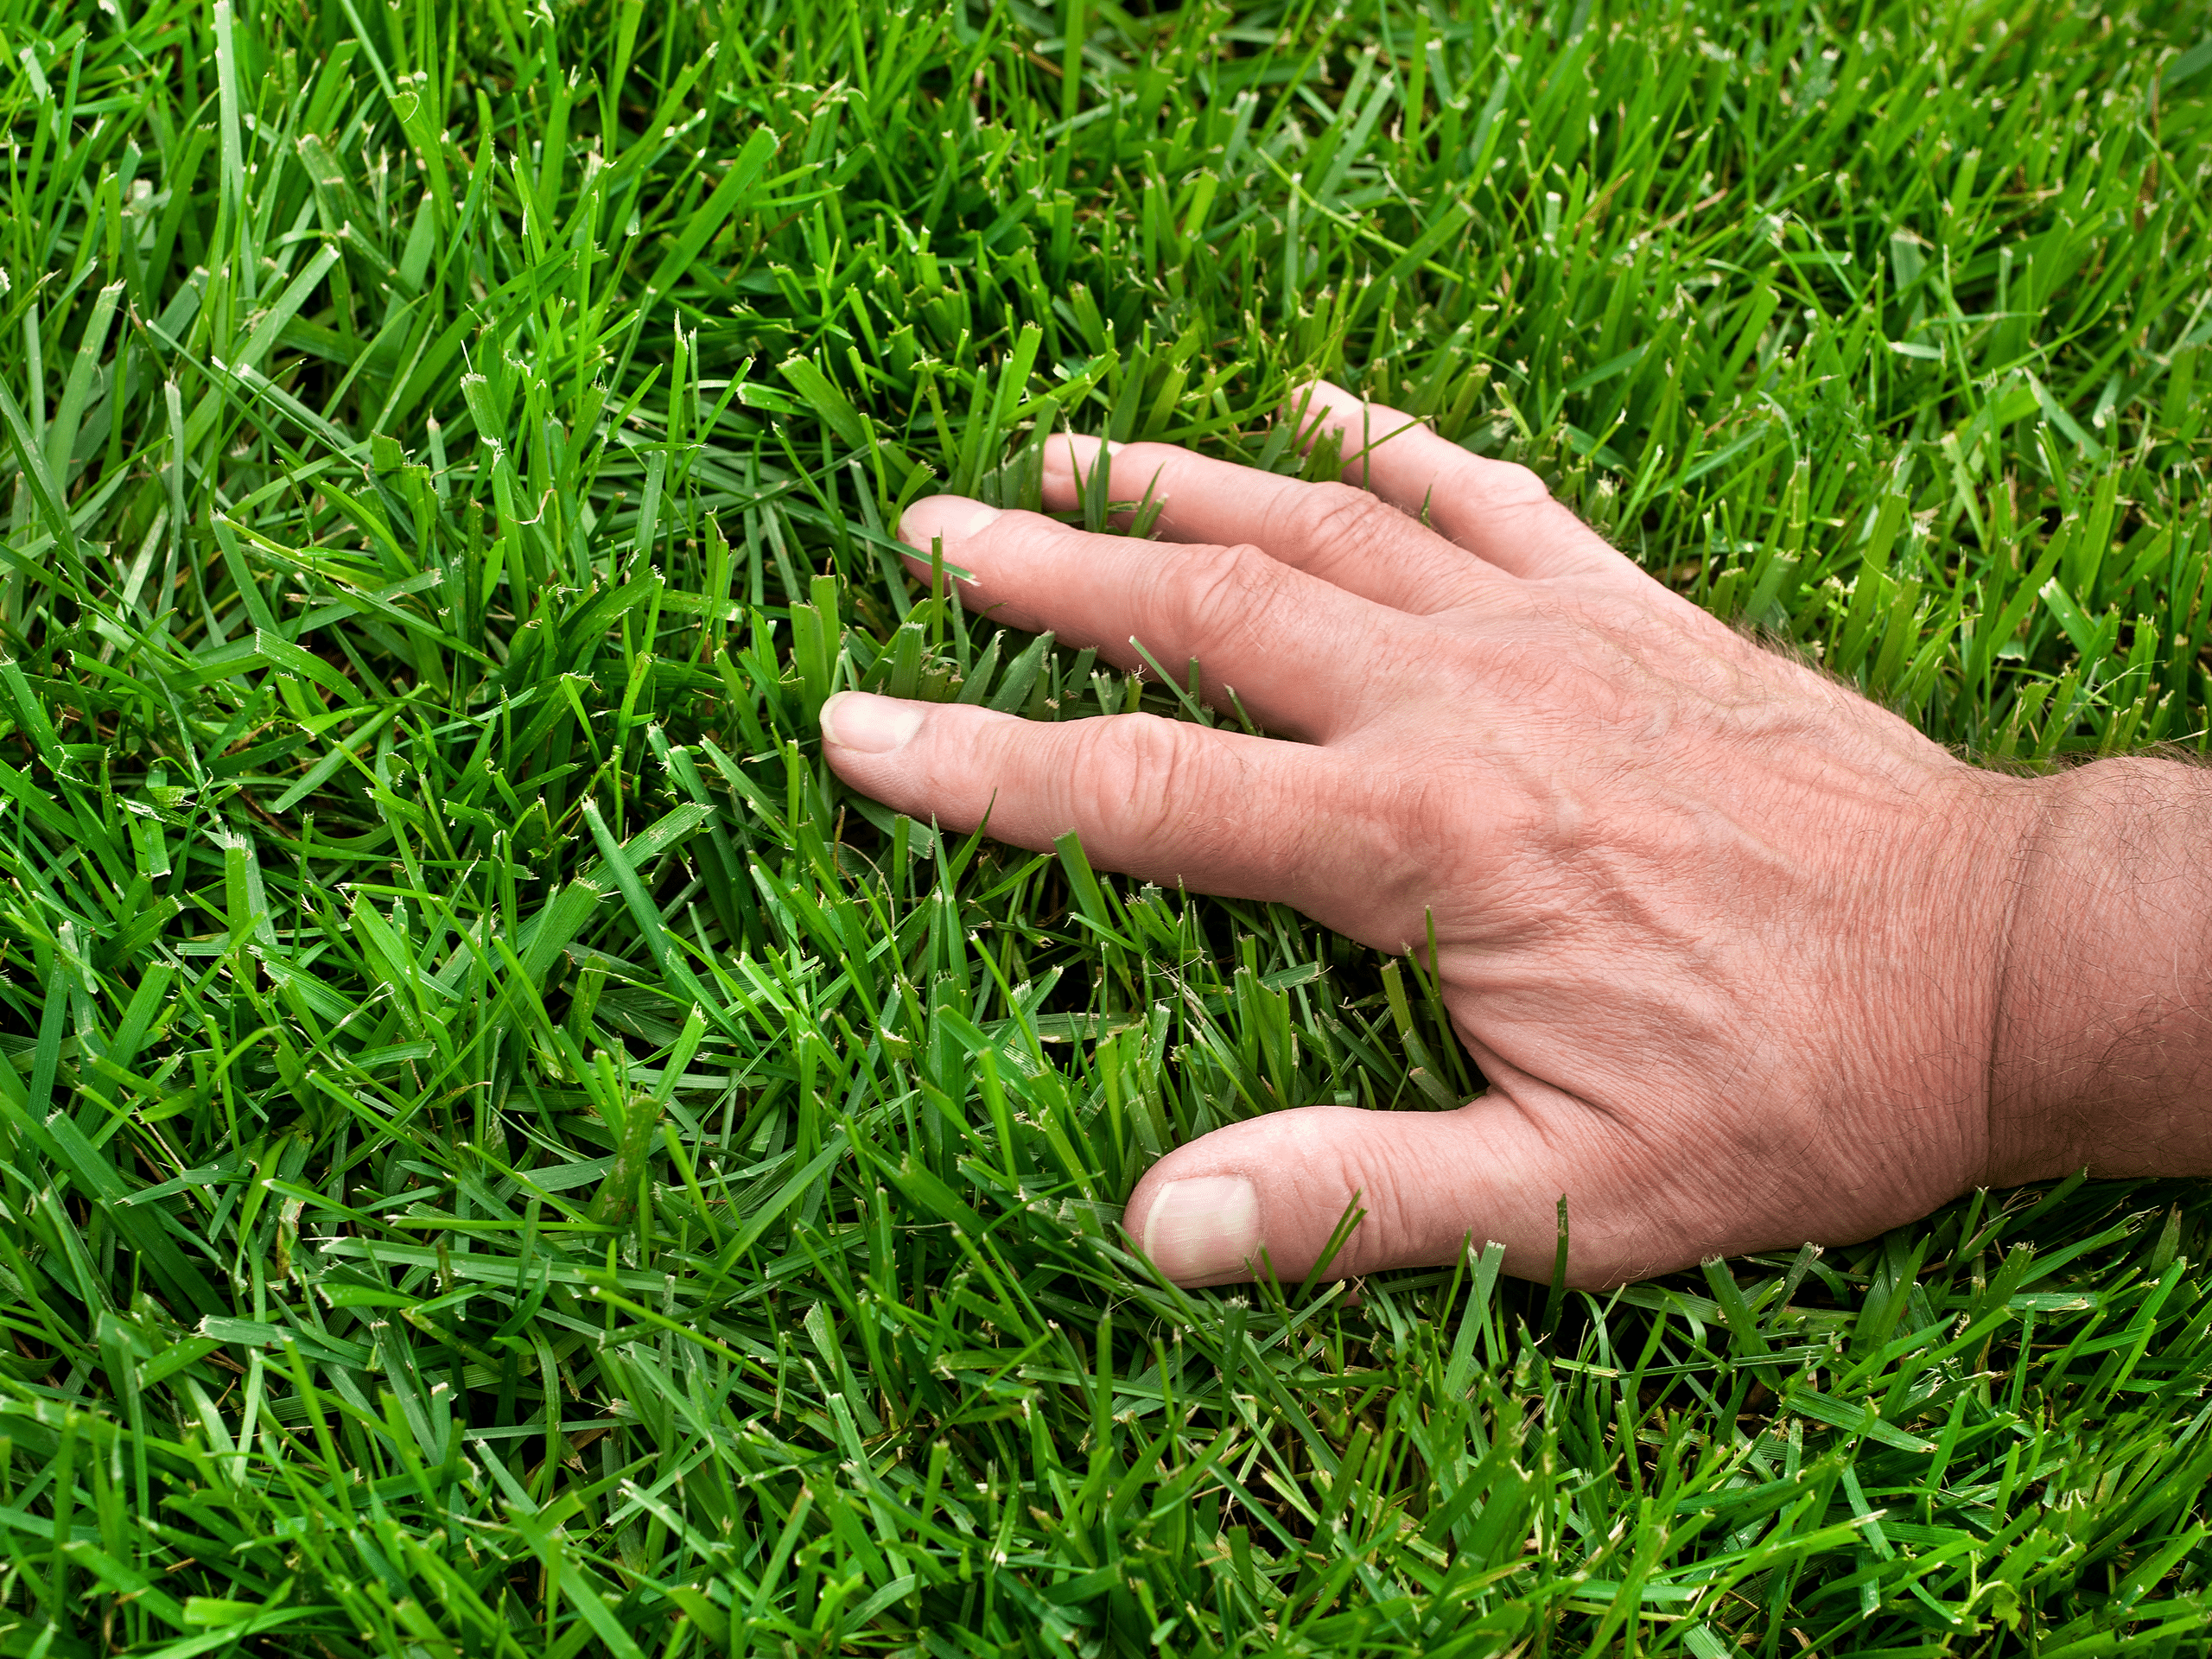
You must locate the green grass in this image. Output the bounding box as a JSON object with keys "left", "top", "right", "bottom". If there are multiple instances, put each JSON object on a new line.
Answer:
{"left": 1, "top": 0, "right": 2209, "bottom": 1651}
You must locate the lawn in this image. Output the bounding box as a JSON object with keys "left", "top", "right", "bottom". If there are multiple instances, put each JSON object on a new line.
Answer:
{"left": 2, "top": 0, "right": 2210, "bottom": 1652}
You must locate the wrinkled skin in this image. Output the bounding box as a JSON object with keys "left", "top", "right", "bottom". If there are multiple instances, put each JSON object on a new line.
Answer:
{"left": 819, "top": 385, "right": 2212, "bottom": 1287}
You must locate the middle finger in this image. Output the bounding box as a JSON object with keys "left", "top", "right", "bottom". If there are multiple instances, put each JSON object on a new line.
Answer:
{"left": 1039, "top": 432, "right": 1506, "bottom": 616}
{"left": 899, "top": 495, "right": 1405, "bottom": 741}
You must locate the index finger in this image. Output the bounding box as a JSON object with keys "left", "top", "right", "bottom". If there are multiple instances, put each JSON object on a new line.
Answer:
{"left": 818, "top": 693, "right": 1387, "bottom": 925}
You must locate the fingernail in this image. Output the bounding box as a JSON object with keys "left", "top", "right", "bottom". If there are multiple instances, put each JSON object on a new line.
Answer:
{"left": 899, "top": 495, "right": 1001, "bottom": 550}
{"left": 1041, "top": 433, "right": 1122, "bottom": 478}
{"left": 1141, "top": 1176, "right": 1262, "bottom": 1284}
{"left": 820, "top": 691, "right": 924, "bottom": 755}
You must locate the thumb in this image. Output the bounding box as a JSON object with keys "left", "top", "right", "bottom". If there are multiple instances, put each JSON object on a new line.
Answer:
{"left": 1122, "top": 1098, "right": 1624, "bottom": 1288}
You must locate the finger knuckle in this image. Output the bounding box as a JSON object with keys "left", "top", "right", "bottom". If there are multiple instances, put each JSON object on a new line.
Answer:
{"left": 1076, "top": 713, "right": 1212, "bottom": 848}
{"left": 1333, "top": 1154, "right": 1417, "bottom": 1273}
{"left": 1485, "top": 459, "right": 1553, "bottom": 505}
{"left": 1282, "top": 480, "right": 1406, "bottom": 560}
{"left": 1164, "top": 541, "right": 1287, "bottom": 651}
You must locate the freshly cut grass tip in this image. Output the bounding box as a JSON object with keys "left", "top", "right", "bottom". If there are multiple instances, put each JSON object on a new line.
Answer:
{"left": 0, "top": 0, "right": 2208, "bottom": 1654}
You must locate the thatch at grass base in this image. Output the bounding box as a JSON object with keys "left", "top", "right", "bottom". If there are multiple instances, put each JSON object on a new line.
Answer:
{"left": 2, "top": 0, "right": 2209, "bottom": 1653}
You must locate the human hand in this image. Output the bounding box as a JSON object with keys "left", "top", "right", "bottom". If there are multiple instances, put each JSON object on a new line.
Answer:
{"left": 819, "top": 384, "right": 2212, "bottom": 1287}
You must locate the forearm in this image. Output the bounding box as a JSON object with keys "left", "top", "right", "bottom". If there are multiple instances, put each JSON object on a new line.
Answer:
{"left": 1992, "top": 755, "right": 2212, "bottom": 1181}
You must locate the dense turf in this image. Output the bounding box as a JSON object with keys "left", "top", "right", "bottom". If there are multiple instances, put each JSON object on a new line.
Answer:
{"left": 2, "top": 0, "right": 2210, "bottom": 1652}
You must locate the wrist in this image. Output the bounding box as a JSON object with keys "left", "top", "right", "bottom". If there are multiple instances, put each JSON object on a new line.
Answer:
{"left": 1989, "top": 755, "right": 2212, "bottom": 1182}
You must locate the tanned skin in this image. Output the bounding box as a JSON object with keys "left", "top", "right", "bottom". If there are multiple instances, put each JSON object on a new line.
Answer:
{"left": 819, "top": 385, "right": 2212, "bottom": 1288}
